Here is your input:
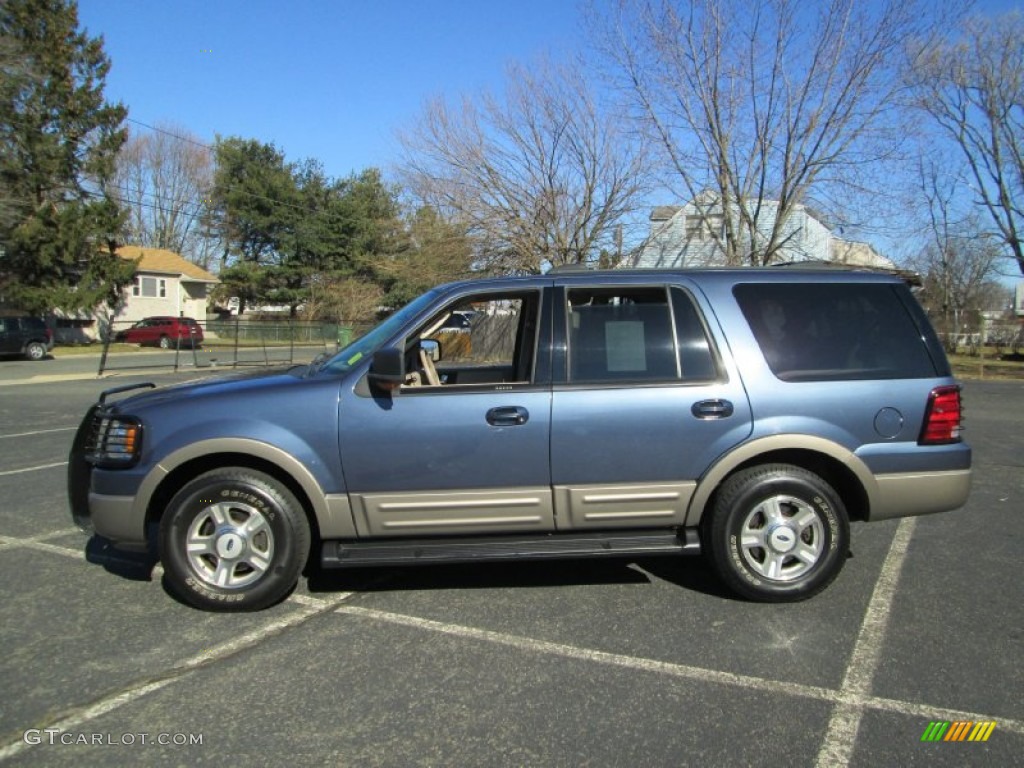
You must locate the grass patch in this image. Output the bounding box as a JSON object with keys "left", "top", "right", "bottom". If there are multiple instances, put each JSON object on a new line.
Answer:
{"left": 948, "top": 352, "right": 1024, "bottom": 381}
{"left": 52, "top": 343, "right": 128, "bottom": 356}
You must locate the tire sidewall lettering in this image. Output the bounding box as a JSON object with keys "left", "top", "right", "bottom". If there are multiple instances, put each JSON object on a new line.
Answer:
{"left": 217, "top": 488, "right": 274, "bottom": 519}
{"left": 160, "top": 470, "right": 309, "bottom": 611}
{"left": 815, "top": 496, "right": 840, "bottom": 552}
{"left": 728, "top": 534, "right": 761, "bottom": 586}
{"left": 711, "top": 467, "right": 849, "bottom": 600}
{"left": 181, "top": 486, "right": 285, "bottom": 590}
{"left": 183, "top": 575, "right": 246, "bottom": 602}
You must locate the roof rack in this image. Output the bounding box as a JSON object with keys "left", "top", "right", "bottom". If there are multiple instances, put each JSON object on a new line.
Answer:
{"left": 547, "top": 263, "right": 596, "bottom": 274}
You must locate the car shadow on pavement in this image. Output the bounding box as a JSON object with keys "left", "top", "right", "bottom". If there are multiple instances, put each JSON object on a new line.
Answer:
{"left": 81, "top": 538, "right": 737, "bottom": 602}
{"left": 85, "top": 535, "right": 159, "bottom": 581}
{"left": 306, "top": 555, "right": 733, "bottom": 598}
{"left": 631, "top": 556, "right": 739, "bottom": 600}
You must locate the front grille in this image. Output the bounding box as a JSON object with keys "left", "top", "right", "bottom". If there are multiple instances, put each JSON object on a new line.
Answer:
{"left": 82, "top": 412, "right": 105, "bottom": 457}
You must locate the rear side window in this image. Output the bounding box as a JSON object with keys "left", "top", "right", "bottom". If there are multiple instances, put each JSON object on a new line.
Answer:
{"left": 734, "top": 283, "right": 939, "bottom": 381}
{"left": 567, "top": 286, "right": 718, "bottom": 383}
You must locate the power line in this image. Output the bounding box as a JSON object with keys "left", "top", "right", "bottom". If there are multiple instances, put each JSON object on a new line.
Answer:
{"left": 125, "top": 118, "right": 214, "bottom": 151}
{"left": 88, "top": 186, "right": 386, "bottom": 246}
{"left": 122, "top": 118, "right": 379, "bottom": 219}
{"left": 106, "top": 183, "right": 207, "bottom": 218}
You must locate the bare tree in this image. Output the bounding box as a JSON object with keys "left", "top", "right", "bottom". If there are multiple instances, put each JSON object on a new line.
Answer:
{"left": 376, "top": 205, "right": 475, "bottom": 305}
{"left": 109, "top": 122, "right": 217, "bottom": 269}
{"left": 912, "top": 156, "right": 1006, "bottom": 346}
{"left": 596, "top": 0, "right": 940, "bottom": 265}
{"left": 906, "top": 13, "right": 1024, "bottom": 275}
{"left": 305, "top": 276, "right": 383, "bottom": 327}
{"left": 398, "top": 59, "right": 649, "bottom": 273}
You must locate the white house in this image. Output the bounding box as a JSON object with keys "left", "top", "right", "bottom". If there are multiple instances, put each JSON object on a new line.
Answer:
{"left": 635, "top": 192, "right": 896, "bottom": 271}
{"left": 113, "top": 246, "right": 219, "bottom": 324}
{"left": 4, "top": 246, "right": 219, "bottom": 344}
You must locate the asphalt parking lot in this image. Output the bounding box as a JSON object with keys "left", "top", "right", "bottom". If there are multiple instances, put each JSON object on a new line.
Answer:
{"left": 0, "top": 366, "right": 1020, "bottom": 766}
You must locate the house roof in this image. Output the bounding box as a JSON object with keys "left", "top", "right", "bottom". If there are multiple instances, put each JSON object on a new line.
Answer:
{"left": 830, "top": 239, "right": 896, "bottom": 270}
{"left": 116, "top": 246, "right": 219, "bottom": 283}
{"left": 650, "top": 206, "right": 682, "bottom": 221}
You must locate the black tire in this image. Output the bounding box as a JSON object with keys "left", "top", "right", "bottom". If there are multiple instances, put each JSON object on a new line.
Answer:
{"left": 25, "top": 341, "right": 46, "bottom": 361}
{"left": 702, "top": 463, "right": 849, "bottom": 602}
{"left": 159, "top": 468, "right": 311, "bottom": 611}
{"left": 158, "top": 335, "right": 172, "bottom": 349}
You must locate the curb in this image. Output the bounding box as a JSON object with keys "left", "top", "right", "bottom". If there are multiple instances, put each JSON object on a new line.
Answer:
{"left": 0, "top": 369, "right": 208, "bottom": 387}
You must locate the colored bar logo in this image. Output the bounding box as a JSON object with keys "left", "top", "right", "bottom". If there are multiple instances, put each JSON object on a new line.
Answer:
{"left": 921, "top": 721, "right": 997, "bottom": 742}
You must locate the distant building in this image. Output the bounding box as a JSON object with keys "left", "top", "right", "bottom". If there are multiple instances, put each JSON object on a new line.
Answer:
{"left": 113, "top": 246, "right": 219, "bottom": 324}
{"left": 3, "top": 246, "right": 219, "bottom": 343}
{"left": 635, "top": 192, "right": 896, "bottom": 271}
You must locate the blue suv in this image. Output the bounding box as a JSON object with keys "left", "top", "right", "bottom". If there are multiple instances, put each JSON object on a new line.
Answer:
{"left": 68, "top": 269, "right": 971, "bottom": 610}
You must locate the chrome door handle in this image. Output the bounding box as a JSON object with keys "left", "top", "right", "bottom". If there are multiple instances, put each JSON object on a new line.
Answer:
{"left": 486, "top": 406, "right": 529, "bottom": 426}
{"left": 691, "top": 399, "right": 734, "bottom": 419}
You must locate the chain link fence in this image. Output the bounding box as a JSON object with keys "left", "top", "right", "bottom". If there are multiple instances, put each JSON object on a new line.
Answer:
{"left": 97, "top": 318, "right": 369, "bottom": 375}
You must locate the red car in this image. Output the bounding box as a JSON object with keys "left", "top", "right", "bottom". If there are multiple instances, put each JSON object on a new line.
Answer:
{"left": 114, "top": 316, "right": 204, "bottom": 348}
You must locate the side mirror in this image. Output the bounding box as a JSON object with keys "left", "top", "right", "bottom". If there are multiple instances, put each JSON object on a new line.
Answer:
{"left": 420, "top": 338, "right": 441, "bottom": 362}
{"left": 368, "top": 347, "right": 404, "bottom": 391}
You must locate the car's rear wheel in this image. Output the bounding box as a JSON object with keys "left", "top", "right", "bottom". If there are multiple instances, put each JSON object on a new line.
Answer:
{"left": 24, "top": 342, "right": 46, "bottom": 361}
{"left": 702, "top": 463, "right": 849, "bottom": 602}
{"left": 159, "top": 468, "right": 311, "bottom": 611}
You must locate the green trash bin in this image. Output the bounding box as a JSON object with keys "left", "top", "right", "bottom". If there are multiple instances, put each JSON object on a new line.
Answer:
{"left": 336, "top": 325, "right": 354, "bottom": 348}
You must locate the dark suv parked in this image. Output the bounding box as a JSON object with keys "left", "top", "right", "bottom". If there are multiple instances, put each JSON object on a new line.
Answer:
{"left": 69, "top": 269, "right": 971, "bottom": 611}
{"left": 0, "top": 316, "right": 53, "bottom": 360}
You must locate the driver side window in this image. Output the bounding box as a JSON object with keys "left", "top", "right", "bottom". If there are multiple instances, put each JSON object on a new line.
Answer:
{"left": 402, "top": 291, "right": 540, "bottom": 388}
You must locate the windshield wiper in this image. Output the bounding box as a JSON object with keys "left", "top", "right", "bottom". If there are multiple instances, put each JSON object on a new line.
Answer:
{"left": 306, "top": 351, "right": 330, "bottom": 376}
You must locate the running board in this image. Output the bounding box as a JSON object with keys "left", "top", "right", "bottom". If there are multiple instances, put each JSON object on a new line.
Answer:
{"left": 320, "top": 529, "right": 700, "bottom": 568}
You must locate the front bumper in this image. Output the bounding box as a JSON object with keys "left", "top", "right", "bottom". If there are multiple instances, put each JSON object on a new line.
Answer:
{"left": 67, "top": 392, "right": 152, "bottom": 544}
{"left": 67, "top": 405, "right": 99, "bottom": 532}
{"left": 68, "top": 445, "right": 148, "bottom": 543}
{"left": 85, "top": 492, "right": 142, "bottom": 541}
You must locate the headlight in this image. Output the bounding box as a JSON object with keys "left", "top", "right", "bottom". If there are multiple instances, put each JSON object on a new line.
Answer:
{"left": 85, "top": 415, "right": 143, "bottom": 467}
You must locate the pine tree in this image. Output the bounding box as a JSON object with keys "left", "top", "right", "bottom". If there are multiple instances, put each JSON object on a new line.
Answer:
{"left": 0, "top": 0, "right": 134, "bottom": 314}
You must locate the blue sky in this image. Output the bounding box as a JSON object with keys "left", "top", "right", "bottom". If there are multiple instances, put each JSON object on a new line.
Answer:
{"left": 77, "top": 0, "right": 587, "bottom": 179}
{"left": 77, "top": 0, "right": 1022, "bottom": 188}
{"left": 77, "top": 0, "right": 1023, "bottom": 283}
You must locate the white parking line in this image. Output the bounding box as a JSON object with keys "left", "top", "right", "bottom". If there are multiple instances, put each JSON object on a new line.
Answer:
{"left": 0, "top": 427, "right": 77, "bottom": 439}
{"left": 335, "top": 603, "right": 1024, "bottom": 738}
{"left": 814, "top": 518, "right": 916, "bottom": 767}
{"left": 0, "top": 591, "right": 357, "bottom": 761}
{"left": 27, "top": 527, "right": 80, "bottom": 542}
{"left": 289, "top": 592, "right": 336, "bottom": 608}
{"left": 2, "top": 518, "right": 1018, "bottom": 764}
{"left": 337, "top": 603, "right": 841, "bottom": 701}
{"left": 0, "top": 536, "right": 85, "bottom": 561}
{"left": 0, "top": 532, "right": 170, "bottom": 583}
{"left": 0, "top": 461, "right": 68, "bottom": 476}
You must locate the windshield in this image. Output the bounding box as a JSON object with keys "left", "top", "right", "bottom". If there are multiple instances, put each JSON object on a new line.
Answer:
{"left": 317, "top": 289, "right": 441, "bottom": 376}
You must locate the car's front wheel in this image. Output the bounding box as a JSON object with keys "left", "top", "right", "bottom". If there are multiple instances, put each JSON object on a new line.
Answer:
{"left": 702, "top": 464, "right": 849, "bottom": 602}
{"left": 25, "top": 341, "right": 47, "bottom": 360}
{"left": 158, "top": 335, "right": 172, "bottom": 349}
{"left": 159, "top": 468, "right": 311, "bottom": 611}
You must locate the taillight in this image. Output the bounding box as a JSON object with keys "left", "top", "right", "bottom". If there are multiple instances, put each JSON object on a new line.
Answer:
{"left": 919, "top": 386, "right": 962, "bottom": 445}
